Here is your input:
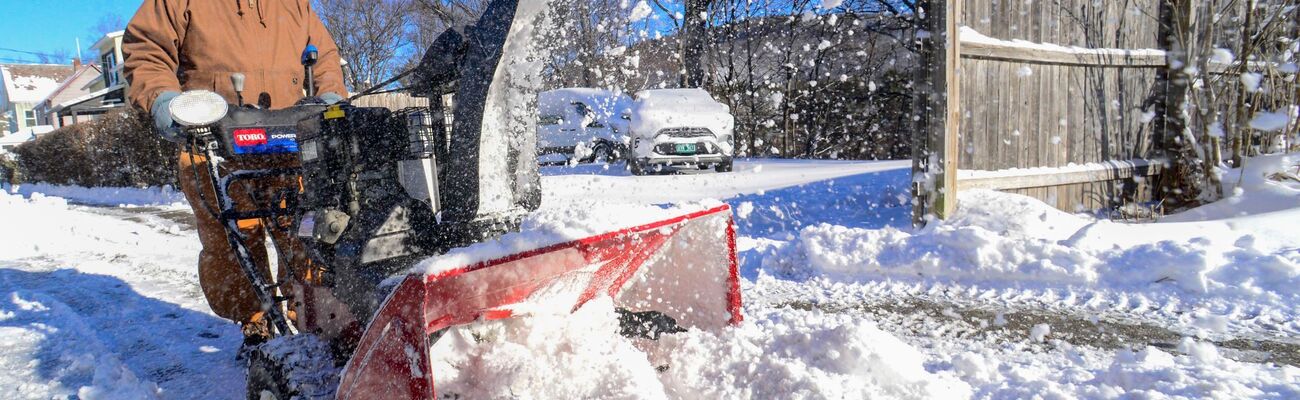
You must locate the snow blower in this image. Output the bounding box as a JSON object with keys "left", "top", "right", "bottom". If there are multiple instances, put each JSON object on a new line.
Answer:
{"left": 170, "top": 0, "right": 741, "bottom": 398}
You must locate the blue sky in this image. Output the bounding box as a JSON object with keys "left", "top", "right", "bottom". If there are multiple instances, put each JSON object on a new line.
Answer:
{"left": 0, "top": 0, "right": 140, "bottom": 64}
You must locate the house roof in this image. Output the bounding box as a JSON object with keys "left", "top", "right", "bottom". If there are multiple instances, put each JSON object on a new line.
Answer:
{"left": 37, "top": 65, "right": 101, "bottom": 107}
{"left": 1, "top": 64, "right": 76, "bottom": 104}
{"left": 93, "top": 31, "right": 125, "bottom": 51}
{"left": 52, "top": 83, "right": 126, "bottom": 114}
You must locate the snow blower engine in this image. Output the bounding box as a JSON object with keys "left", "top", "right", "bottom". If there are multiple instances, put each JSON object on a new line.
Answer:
{"left": 172, "top": 1, "right": 741, "bottom": 398}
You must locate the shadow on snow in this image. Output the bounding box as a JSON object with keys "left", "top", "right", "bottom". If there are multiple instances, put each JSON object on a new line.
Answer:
{"left": 0, "top": 268, "right": 244, "bottom": 399}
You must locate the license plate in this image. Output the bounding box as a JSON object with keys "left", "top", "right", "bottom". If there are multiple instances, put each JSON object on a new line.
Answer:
{"left": 674, "top": 143, "right": 697, "bottom": 154}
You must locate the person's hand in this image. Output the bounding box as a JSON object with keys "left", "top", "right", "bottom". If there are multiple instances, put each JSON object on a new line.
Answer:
{"left": 320, "top": 92, "right": 345, "bottom": 105}
{"left": 151, "top": 91, "right": 185, "bottom": 143}
{"left": 297, "top": 92, "right": 346, "bottom": 106}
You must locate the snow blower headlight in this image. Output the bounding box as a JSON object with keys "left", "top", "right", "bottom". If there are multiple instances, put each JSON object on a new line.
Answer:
{"left": 170, "top": 90, "right": 229, "bottom": 127}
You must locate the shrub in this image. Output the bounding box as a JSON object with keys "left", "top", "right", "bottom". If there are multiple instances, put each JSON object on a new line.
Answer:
{"left": 0, "top": 152, "right": 19, "bottom": 185}
{"left": 13, "top": 109, "right": 177, "bottom": 187}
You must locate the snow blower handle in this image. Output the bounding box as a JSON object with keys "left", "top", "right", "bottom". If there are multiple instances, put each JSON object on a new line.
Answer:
{"left": 231, "top": 73, "right": 246, "bottom": 107}
{"left": 301, "top": 44, "right": 319, "bottom": 98}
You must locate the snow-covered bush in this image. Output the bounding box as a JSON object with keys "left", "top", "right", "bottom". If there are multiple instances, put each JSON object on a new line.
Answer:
{"left": 13, "top": 110, "right": 175, "bottom": 188}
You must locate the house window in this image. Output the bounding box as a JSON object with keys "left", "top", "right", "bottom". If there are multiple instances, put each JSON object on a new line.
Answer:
{"left": 23, "top": 109, "right": 36, "bottom": 127}
{"left": 101, "top": 52, "right": 119, "bottom": 87}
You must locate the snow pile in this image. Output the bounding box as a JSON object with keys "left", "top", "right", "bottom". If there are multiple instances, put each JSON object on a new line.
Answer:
{"left": 0, "top": 192, "right": 188, "bottom": 260}
{"left": 413, "top": 200, "right": 726, "bottom": 276}
{"left": 764, "top": 185, "right": 1300, "bottom": 312}
{"left": 8, "top": 183, "right": 187, "bottom": 207}
{"left": 948, "top": 339, "right": 1300, "bottom": 399}
{"left": 1164, "top": 153, "right": 1299, "bottom": 221}
{"left": 429, "top": 298, "right": 670, "bottom": 399}
{"left": 657, "top": 308, "right": 970, "bottom": 399}
{"left": 429, "top": 298, "right": 971, "bottom": 399}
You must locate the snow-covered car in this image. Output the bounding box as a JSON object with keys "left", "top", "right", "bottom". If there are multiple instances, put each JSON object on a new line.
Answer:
{"left": 628, "top": 88, "right": 735, "bottom": 175}
{"left": 536, "top": 88, "right": 632, "bottom": 164}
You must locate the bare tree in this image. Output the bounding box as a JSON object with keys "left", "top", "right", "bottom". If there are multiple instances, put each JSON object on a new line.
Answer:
{"left": 314, "top": 0, "right": 414, "bottom": 91}
{"left": 682, "top": 0, "right": 711, "bottom": 87}
{"left": 36, "top": 49, "right": 73, "bottom": 64}
{"left": 93, "top": 14, "right": 127, "bottom": 36}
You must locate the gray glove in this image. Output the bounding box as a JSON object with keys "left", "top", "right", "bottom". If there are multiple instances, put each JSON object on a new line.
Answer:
{"left": 320, "top": 92, "right": 345, "bottom": 105}
{"left": 152, "top": 91, "right": 184, "bottom": 143}
{"left": 296, "top": 92, "right": 346, "bottom": 106}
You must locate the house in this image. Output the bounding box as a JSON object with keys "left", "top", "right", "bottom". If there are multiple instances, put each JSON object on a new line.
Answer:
{"left": 0, "top": 63, "right": 75, "bottom": 135}
{"left": 34, "top": 63, "right": 103, "bottom": 127}
{"left": 45, "top": 31, "right": 128, "bottom": 125}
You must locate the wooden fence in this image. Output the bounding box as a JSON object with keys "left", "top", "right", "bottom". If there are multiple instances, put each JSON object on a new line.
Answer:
{"left": 913, "top": 0, "right": 1178, "bottom": 223}
{"left": 350, "top": 92, "right": 430, "bottom": 110}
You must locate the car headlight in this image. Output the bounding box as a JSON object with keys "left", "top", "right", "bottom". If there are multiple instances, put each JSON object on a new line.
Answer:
{"left": 169, "top": 90, "right": 228, "bottom": 126}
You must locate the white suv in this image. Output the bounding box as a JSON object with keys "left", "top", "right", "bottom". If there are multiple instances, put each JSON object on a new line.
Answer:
{"left": 628, "top": 89, "right": 735, "bottom": 175}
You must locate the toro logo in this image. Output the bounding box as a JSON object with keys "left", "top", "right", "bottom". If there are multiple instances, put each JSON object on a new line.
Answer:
{"left": 233, "top": 129, "right": 268, "bottom": 147}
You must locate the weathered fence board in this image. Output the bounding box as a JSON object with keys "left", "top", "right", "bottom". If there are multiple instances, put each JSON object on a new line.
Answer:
{"left": 911, "top": 0, "right": 962, "bottom": 221}
{"left": 914, "top": 0, "right": 1169, "bottom": 224}
{"left": 958, "top": 158, "right": 1167, "bottom": 191}
{"left": 350, "top": 93, "right": 430, "bottom": 110}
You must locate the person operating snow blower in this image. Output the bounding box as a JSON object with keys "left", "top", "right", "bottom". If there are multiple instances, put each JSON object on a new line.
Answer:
{"left": 115, "top": 1, "right": 740, "bottom": 397}
{"left": 122, "top": 0, "right": 346, "bottom": 346}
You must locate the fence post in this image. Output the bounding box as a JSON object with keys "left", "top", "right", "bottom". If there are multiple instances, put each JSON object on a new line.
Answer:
{"left": 1154, "top": 0, "right": 1200, "bottom": 207}
{"left": 912, "top": 0, "right": 962, "bottom": 226}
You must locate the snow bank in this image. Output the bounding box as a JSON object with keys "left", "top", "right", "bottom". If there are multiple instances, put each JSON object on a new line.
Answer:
{"left": 1164, "top": 153, "right": 1300, "bottom": 221}
{"left": 763, "top": 176, "right": 1300, "bottom": 326}
{"left": 8, "top": 183, "right": 187, "bottom": 208}
{"left": 429, "top": 298, "right": 971, "bottom": 399}
{"left": 657, "top": 307, "right": 970, "bottom": 399}
{"left": 948, "top": 339, "right": 1300, "bottom": 399}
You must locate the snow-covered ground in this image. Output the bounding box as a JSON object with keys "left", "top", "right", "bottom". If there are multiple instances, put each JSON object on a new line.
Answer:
{"left": 2, "top": 157, "right": 1298, "bottom": 399}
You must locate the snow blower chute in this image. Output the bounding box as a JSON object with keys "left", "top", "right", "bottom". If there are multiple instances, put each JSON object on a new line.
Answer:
{"left": 170, "top": 0, "right": 740, "bottom": 398}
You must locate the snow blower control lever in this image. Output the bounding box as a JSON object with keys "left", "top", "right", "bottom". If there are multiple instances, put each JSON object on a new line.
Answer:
{"left": 301, "top": 44, "right": 318, "bottom": 98}
{"left": 230, "top": 73, "right": 246, "bottom": 107}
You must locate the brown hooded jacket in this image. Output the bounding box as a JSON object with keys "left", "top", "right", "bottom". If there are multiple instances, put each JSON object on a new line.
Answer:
{"left": 123, "top": 0, "right": 346, "bottom": 112}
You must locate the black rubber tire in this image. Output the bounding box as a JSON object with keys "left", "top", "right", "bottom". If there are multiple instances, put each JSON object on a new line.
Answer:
{"left": 715, "top": 160, "right": 734, "bottom": 173}
{"left": 246, "top": 335, "right": 339, "bottom": 400}
{"left": 579, "top": 142, "right": 604, "bottom": 164}
{"left": 608, "top": 144, "right": 628, "bottom": 164}
{"left": 584, "top": 140, "right": 626, "bottom": 164}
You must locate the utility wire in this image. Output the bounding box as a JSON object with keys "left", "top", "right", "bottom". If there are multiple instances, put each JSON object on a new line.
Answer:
{"left": 0, "top": 46, "right": 77, "bottom": 63}
{"left": 0, "top": 56, "right": 59, "bottom": 64}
